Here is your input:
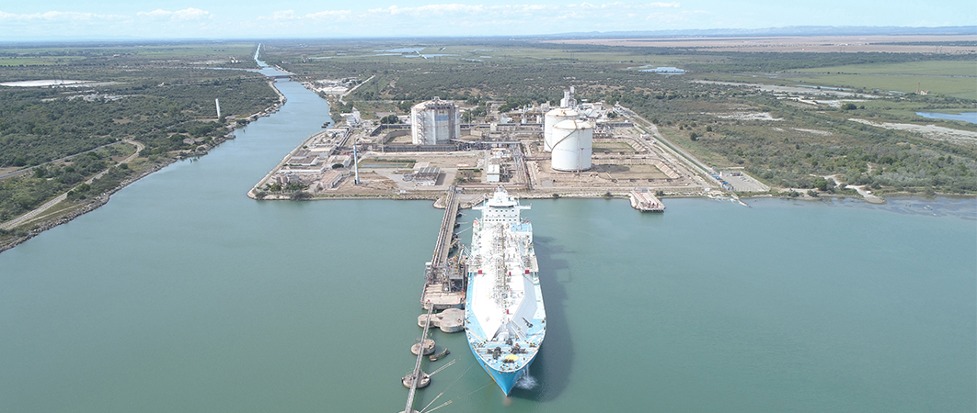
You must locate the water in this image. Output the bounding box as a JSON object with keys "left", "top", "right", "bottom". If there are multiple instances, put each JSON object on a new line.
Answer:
{"left": 640, "top": 66, "right": 686, "bottom": 74}
{"left": 917, "top": 111, "right": 977, "bottom": 125}
{"left": 1, "top": 73, "right": 975, "bottom": 412}
{"left": 378, "top": 47, "right": 425, "bottom": 53}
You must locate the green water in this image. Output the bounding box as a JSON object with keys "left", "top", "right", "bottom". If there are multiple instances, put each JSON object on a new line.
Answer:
{"left": 1, "top": 78, "right": 975, "bottom": 413}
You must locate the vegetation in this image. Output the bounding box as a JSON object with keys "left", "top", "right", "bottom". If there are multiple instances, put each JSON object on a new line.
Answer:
{"left": 0, "top": 41, "right": 278, "bottom": 243}
{"left": 379, "top": 114, "right": 401, "bottom": 124}
{"left": 0, "top": 145, "right": 127, "bottom": 221}
{"left": 0, "top": 72, "right": 275, "bottom": 167}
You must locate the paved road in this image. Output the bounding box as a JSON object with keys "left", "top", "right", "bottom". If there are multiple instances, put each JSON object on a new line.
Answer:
{"left": 617, "top": 106, "right": 722, "bottom": 189}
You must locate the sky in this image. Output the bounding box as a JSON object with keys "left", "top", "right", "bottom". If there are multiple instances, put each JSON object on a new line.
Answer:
{"left": 1, "top": 1, "right": 974, "bottom": 41}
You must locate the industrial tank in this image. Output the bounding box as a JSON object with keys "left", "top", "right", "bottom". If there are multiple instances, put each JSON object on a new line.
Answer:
{"left": 550, "top": 119, "right": 593, "bottom": 172}
{"left": 411, "top": 98, "right": 460, "bottom": 145}
{"left": 543, "top": 108, "right": 578, "bottom": 152}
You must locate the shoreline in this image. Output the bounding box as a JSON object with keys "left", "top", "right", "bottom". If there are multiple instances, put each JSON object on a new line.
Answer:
{"left": 0, "top": 77, "right": 288, "bottom": 254}
{"left": 4, "top": 72, "right": 974, "bottom": 253}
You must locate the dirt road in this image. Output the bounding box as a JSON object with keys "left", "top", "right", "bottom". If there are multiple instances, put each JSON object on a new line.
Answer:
{"left": 0, "top": 140, "right": 144, "bottom": 230}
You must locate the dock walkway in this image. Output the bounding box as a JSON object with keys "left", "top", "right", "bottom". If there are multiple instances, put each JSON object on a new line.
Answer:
{"left": 402, "top": 305, "right": 434, "bottom": 413}
{"left": 421, "top": 188, "right": 466, "bottom": 310}
{"left": 401, "top": 188, "right": 467, "bottom": 413}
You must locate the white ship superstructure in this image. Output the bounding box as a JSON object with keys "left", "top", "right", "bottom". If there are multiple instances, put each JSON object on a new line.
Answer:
{"left": 465, "top": 187, "right": 546, "bottom": 395}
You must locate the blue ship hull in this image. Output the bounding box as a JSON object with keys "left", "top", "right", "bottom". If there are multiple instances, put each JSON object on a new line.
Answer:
{"left": 464, "top": 188, "right": 546, "bottom": 396}
{"left": 469, "top": 344, "right": 535, "bottom": 395}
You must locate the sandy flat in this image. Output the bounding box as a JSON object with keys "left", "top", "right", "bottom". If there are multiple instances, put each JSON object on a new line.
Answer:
{"left": 850, "top": 118, "right": 977, "bottom": 145}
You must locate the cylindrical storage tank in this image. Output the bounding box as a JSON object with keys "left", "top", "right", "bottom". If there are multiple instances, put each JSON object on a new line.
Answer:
{"left": 550, "top": 119, "right": 593, "bottom": 172}
{"left": 411, "top": 98, "right": 460, "bottom": 145}
{"left": 543, "top": 108, "right": 578, "bottom": 152}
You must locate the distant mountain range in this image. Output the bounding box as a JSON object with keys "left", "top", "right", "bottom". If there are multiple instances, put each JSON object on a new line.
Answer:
{"left": 543, "top": 26, "right": 977, "bottom": 39}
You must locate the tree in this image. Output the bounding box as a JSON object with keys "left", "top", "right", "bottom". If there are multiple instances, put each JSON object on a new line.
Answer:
{"left": 813, "top": 176, "right": 830, "bottom": 192}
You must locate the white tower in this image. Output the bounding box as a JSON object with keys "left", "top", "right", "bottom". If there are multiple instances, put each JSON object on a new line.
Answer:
{"left": 559, "top": 86, "right": 576, "bottom": 108}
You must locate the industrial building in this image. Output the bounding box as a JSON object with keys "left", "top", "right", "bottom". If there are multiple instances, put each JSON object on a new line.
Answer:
{"left": 411, "top": 98, "right": 461, "bottom": 145}
{"left": 560, "top": 85, "right": 577, "bottom": 108}
{"left": 406, "top": 165, "right": 442, "bottom": 186}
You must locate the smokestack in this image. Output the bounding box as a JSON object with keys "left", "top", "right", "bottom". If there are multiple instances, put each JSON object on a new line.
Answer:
{"left": 353, "top": 143, "right": 360, "bottom": 185}
{"left": 215, "top": 98, "right": 221, "bottom": 119}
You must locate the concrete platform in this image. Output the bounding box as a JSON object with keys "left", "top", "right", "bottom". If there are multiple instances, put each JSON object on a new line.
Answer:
{"left": 418, "top": 308, "right": 465, "bottom": 333}
{"left": 630, "top": 190, "right": 665, "bottom": 212}
{"left": 401, "top": 371, "right": 430, "bottom": 389}
{"left": 410, "top": 339, "right": 435, "bottom": 356}
{"left": 422, "top": 284, "right": 465, "bottom": 310}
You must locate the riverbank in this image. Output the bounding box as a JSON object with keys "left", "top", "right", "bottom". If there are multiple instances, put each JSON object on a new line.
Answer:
{"left": 0, "top": 78, "right": 288, "bottom": 254}
{"left": 0, "top": 160, "right": 170, "bottom": 253}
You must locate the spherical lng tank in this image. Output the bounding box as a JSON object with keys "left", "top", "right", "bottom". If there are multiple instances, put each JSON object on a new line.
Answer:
{"left": 550, "top": 119, "right": 593, "bottom": 172}
{"left": 543, "top": 108, "right": 578, "bottom": 152}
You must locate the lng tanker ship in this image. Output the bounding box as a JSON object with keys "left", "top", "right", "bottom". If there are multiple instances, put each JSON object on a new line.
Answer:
{"left": 465, "top": 187, "right": 546, "bottom": 395}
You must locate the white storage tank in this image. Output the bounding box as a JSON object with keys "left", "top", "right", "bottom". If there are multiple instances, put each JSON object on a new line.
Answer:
{"left": 411, "top": 98, "right": 460, "bottom": 145}
{"left": 543, "top": 108, "right": 578, "bottom": 152}
{"left": 550, "top": 119, "right": 593, "bottom": 172}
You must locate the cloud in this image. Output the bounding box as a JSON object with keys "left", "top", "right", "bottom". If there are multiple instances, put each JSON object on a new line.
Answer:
{"left": 306, "top": 10, "right": 352, "bottom": 19}
{"left": 368, "top": 4, "right": 488, "bottom": 16}
{"left": 347, "top": 2, "right": 700, "bottom": 36}
{"left": 360, "top": 2, "right": 682, "bottom": 21}
{"left": 268, "top": 9, "right": 352, "bottom": 21}
{"left": 137, "top": 8, "right": 210, "bottom": 21}
{"left": 0, "top": 10, "right": 106, "bottom": 21}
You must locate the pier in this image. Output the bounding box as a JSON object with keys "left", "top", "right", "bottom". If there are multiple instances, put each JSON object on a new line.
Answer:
{"left": 421, "top": 188, "right": 466, "bottom": 310}
{"left": 402, "top": 305, "right": 435, "bottom": 413}
{"left": 401, "top": 188, "right": 468, "bottom": 413}
{"left": 629, "top": 189, "right": 666, "bottom": 212}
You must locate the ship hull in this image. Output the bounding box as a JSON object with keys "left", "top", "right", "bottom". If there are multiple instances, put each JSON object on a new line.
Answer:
{"left": 468, "top": 344, "right": 535, "bottom": 395}
{"left": 464, "top": 187, "right": 546, "bottom": 396}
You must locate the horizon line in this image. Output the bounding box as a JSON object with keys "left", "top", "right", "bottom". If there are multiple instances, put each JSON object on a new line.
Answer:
{"left": 2, "top": 24, "right": 975, "bottom": 45}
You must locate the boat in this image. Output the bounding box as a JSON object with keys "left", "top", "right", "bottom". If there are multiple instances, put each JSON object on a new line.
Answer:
{"left": 429, "top": 347, "right": 450, "bottom": 362}
{"left": 464, "top": 187, "right": 546, "bottom": 395}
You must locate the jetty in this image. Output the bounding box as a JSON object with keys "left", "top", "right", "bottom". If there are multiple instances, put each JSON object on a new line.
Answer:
{"left": 421, "top": 188, "right": 466, "bottom": 310}
{"left": 629, "top": 189, "right": 665, "bottom": 212}
{"left": 402, "top": 305, "right": 435, "bottom": 413}
{"left": 401, "top": 188, "right": 467, "bottom": 413}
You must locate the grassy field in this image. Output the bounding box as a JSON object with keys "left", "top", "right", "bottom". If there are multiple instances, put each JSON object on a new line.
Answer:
{"left": 0, "top": 42, "right": 258, "bottom": 68}
{"left": 0, "top": 56, "right": 87, "bottom": 66}
{"left": 787, "top": 60, "right": 977, "bottom": 99}
{"left": 300, "top": 43, "right": 732, "bottom": 72}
